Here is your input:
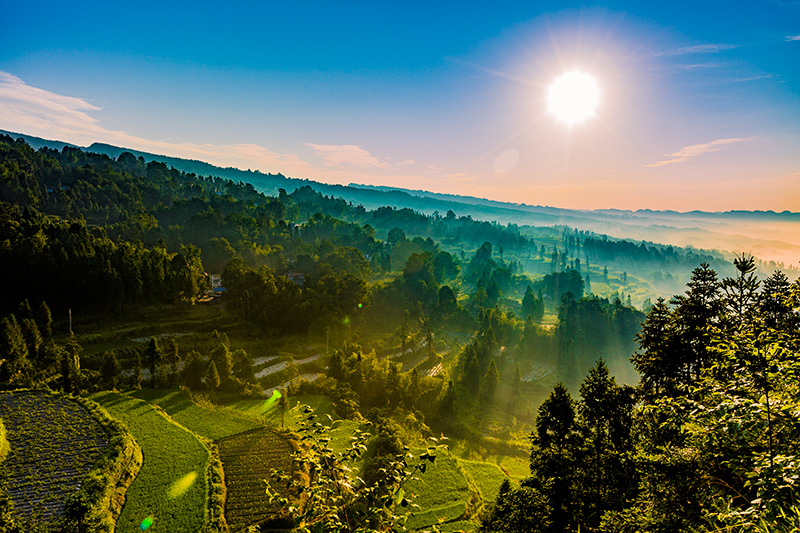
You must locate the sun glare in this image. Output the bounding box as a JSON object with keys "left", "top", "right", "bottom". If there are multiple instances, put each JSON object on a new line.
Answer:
{"left": 548, "top": 71, "right": 600, "bottom": 125}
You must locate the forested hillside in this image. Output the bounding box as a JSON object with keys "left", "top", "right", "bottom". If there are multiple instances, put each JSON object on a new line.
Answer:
{"left": 1, "top": 133, "right": 798, "bottom": 532}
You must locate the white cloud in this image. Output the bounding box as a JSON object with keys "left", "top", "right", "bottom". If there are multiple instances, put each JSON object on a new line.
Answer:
{"left": 646, "top": 137, "right": 755, "bottom": 167}
{"left": 657, "top": 43, "right": 739, "bottom": 56}
{"left": 786, "top": 34, "right": 800, "bottom": 41}
{"left": 304, "top": 143, "right": 387, "bottom": 168}
{"left": 0, "top": 70, "right": 468, "bottom": 194}
{"left": 0, "top": 70, "right": 331, "bottom": 179}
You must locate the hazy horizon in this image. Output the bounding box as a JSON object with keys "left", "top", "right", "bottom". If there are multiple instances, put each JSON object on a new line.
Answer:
{"left": 1, "top": 1, "right": 798, "bottom": 212}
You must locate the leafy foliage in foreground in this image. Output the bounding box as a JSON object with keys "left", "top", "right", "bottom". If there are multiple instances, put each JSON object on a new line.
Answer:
{"left": 268, "top": 405, "right": 448, "bottom": 532}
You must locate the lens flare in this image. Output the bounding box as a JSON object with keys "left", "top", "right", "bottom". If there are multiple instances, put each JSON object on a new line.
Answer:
{"left": 168, "top": 471, "right": 198, "bottom": 498}
{"left": 140, "top": 516, "right": 154, "bottom": 530}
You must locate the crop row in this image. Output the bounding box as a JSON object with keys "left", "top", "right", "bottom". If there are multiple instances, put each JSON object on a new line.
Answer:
{"left": 218, "top": 427, "right": 293, "bottom": 531}
{"left": 0, "top": 391, "right": 111, "bottom": 525}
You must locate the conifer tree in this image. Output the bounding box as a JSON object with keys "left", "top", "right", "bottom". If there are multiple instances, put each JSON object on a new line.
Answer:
{"left": 0, "top": 315, "right": 31, "bottom": 387}
{"left": 146, "top": 337, "right": 162, "bottom": 387}
{"left": 62, "top": 334, "right": 82, "bottom": 393}
{"left": 101, "top": 350, "right": 121, "bottom": 389}
{"left": 19, "top": 318, "right": 42, "bottom": 360}
{"left": 132, "top": 352, "right": 142, "bottom": 390}
{"left": 513, "top": 362, "right": 522, "bottom": 395}
{"left": 164, "top": 338, "right": 180, "bottom": 385}
{"left": 483, "top": 359, "right": 499, "bottom": 403}
{"left": 36, "top": 301, "right": 52, "bottom": 338}
{"left": 210, "top": 342, "right": 233, "bottom": 383}
{"left": 206, "top": 360, "right": 221, "bottom": 393}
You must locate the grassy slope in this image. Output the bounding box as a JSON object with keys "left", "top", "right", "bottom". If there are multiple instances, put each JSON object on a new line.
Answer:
{"left": 129, "top": 389, "right": 263, "bottom": 441}
{"left": 90, "top": 392, "right": 209, "bottom": 533}
{"left": 458, "top": 459, "right": 509, "bottom": 504}
{"left": 227, "top": 394, "right": 365, "bottom": 462}
{"left": 403, "top": 449, "right": 472, "bottom": 530}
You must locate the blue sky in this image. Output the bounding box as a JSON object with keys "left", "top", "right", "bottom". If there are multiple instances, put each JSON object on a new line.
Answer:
{"left": 1, "top": 1, "right": 798, "bottom": 211}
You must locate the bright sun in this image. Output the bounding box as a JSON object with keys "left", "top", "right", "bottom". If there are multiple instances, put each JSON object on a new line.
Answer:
{"left": 548, "top": 71, "right": 600, "bottom": 125}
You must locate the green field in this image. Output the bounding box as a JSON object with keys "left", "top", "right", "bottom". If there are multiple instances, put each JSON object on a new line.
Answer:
{"left": 226, "top": 393, "right": 334, "bottom": 422}
{"left": 130, "top": 389, "right": 264, "bottom": 441}
{"left": 439, "top": 520, "right": 479, "bottom": 533}
{"left": 458, "top": 459, "right": 510, "bottom": 504}
{"left": 403, "top": 449, "right": 472, "bottom": 530}
{"left": 485, "top": 454, "right": 529, "bottom": 481}
{"left": 227, "top": 394, "right": 366, "bottom": 461}
{"left": 90, "top": 391, "right": 210, "bottom": 532}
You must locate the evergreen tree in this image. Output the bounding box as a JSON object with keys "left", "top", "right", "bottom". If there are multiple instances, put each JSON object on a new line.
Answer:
{"left": 521, "top": 285, "right": 537, "bottom": 320}
{"left": 62, "top": 334, "right": 82, "bottom": 393}
{"left": 19, "top": 319, "right": 42, "bottom": 361}
{"left": 231, "top": 348, "right": 255, "bottom": 383}
{"left": 132, "top": 352, "right": 142, "bottom": 390}
{"left": 206, "top": 360, "right": 221, "bottom": 393}
{"left": 15, "top": 300, "right": 32, "bottom": 321}
{"left": 181, "top": 350, "right": 205, "bottom": 390}
{"left": 480, "top": 481, "right": 551, "bottom": 533}
{"left": 36, "top": 301, "right": 53, "bottom": 338}
{"left": 464, "top": 351, "right": 481, "bottom": 394}
{"left": 438, "top": 380, "right": 456, "bottom": 421}
{"left": 760, "top": 270, "right": 794, "bottom": 331}
{"left": 632, "top": 298, "right": 678, "bottom": 398}
{"left": 145, "top": 337, "right": 162, "bottom": 387}
{"left": 210, "top": 342, "right": 233, "bottom": 383}
{"left": 164, "top": 338, "right": 180, "bottom": 385}
{"left": 100, "top": 350, "right": 121, "bottom": 389}
{"left": 530, "top": 383, "right": 577, "bottom": 531}
{"left": 483, "top": 359, "right": 499, "bottom": 403}
{"left": 0, "top": 315, "right": 31, "bottom": 387}
{"left": 721, "top": 254, "right": 760, "bottom": 328}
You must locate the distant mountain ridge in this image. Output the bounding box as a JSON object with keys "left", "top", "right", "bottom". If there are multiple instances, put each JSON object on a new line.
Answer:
{"left": 3, "top": 129, "right": 800, "bottom": 270}
{"left": 4, "top": 129, "right": 796, "bottom": 222}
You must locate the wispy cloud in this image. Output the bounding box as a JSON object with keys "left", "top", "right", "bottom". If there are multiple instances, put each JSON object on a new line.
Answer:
{"left": 0, "top": 71, "right": 460, "bottom": 191}
{"left": 0, "top": 71, "right": 329, "bottom": 177}
{"left": 304, "top": 143, "right": 387, "bottom": 168}
{"left": 657, "top": 43, "right": 740, "bottom": 56}
{"left": 730, "top": 74, "right": 774, "bottom": 83}
{"left": 786, "top": 34, "right": 800, "bottom": 41}
{"left": 646, "top": 137, "right": 756, "bottom": 167}
{"left": 675, "top": 63, "right": 720, "bottom": 70}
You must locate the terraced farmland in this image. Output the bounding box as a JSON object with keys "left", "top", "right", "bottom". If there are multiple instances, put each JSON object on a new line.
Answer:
{"left": 91, "top": 391, "right": 209, "bottom": 533}
{"left": 403, "top": 449, "right": 472, "bottom": 530}
{"left": 458, "top": 459, "right": 510, "bottom": 504}
{"left": 218, "top": 427, "right": 293, "bottom": 531}
{"left": 0, "top": 391, "right": 110, "bottom": 525}
{"left": 130, "top": 389, "right": 263, "bottom": 440}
